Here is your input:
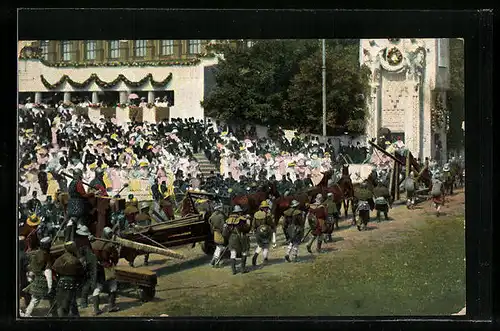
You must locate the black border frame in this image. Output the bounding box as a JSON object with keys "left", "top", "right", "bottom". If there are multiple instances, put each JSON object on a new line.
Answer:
{"left": 1, "top": 8, "right": 494, "bottom": 331}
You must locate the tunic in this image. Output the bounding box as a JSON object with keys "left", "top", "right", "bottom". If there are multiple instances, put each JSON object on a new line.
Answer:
{"left": 91, "top": 241, "right": 119, "bottom": 282}
{"left": 208, "top": 210, "right": 226, "bottom": 245}
{"left": 67, "top": 180, "right": 89, "bottom": 218}
{"left": 225, "top": 214, "right": 251, "bottom": 253}
{"left": 308, "top": 203, "right": 327, "bottom": 236}
{"left": 283, "top": 208, "right": 304, "bottom": 244}
{"left": 27, "top": 249, "right": 53, "bottom": 297}
{"left": 253, "top": 210, "right": 274, "bottom": 246}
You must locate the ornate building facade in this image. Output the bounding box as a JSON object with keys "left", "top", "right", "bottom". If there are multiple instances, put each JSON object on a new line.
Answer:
{"left": 360, "top": 38, "right": 450, "bottom": 161}
{"left": 18, "top": 40, "right": 223, "bottom": 120}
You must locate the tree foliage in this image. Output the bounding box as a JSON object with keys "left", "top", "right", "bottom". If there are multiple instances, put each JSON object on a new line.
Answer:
{"left": 202, "top": 39, "right": 370, "bottom": 134}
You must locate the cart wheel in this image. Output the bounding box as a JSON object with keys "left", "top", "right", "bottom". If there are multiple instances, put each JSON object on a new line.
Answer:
{"left": 138, "top": 286, "right": 156, "bottom": 302}
{"left": 200, "top": 240, "right": 216, "bottom": 255}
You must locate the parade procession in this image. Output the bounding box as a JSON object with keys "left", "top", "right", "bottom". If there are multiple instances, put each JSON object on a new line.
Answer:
{"left": 17, "top": 38, "right": 466, "bottom": 317}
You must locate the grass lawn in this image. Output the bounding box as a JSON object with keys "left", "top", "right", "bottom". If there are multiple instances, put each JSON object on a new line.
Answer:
{"left": 142, "top": 216, "right": 465, "bottom": 316}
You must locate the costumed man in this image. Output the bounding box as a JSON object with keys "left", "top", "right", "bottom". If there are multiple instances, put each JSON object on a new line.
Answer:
{"left": 251, "top": 200, "right": 276, "bottom": 267}
{"left": 90, "top": 227, "right": 120, "bottom": 315}
{"left": 430, "top": 174, "right": 445, "bottom": 217}
{"left": 52, "top": 241, "right": 85, "bottom": 317}
{"left": 283, "top": 200, "right": 305, "bottom": 262}
{"left": 74, "top": 225, "right": 98, "bottom": 310}
{"left": 23, "top": 237, "right": 57, "bottom": 317}
{"left": 20, "top": 213, "right": 41, "bottom": 252}
{"left": 404, "top": 171, "right": 417, "bottom": 209}
{"left": 208, "top": 203, "right": 227, "bottom": 268}
{"left": 19, "top": 236, "right": 31, "bottom": 312}
{"left": 373, "top": 181, "right": 391, "bottom": 222}
{"left": 354, "top": 182, "right": 373, "bottom": 231}
{"left": 323, "top": 192, "right": 339, "bottom": 239}
{"left": 305, "top": 194, "right": 328, "bottom": 253}
{"left": 223, "top": 205, "right": 251, "bottom": 275}
{"left": 67, "top": 169, "right": 95, "bottom": 240}
{"left": 442, "top": 163, "right": 454, "bottom": 195}
{"left": 89, "top": 167, "right": 108, "bottom": 196}
{"left": 129, "top": 201, "right": 152, "bottom": 267}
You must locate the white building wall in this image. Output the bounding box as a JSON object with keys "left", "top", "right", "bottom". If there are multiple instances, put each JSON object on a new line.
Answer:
{"left": 17, "top": 58, "right": 219, "bottom": 120}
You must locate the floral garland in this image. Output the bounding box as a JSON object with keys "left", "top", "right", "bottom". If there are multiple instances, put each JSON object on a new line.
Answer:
{"left": 116, "top": 103, "right": 127, "bottom": 108}
{"left": 89, "top": 103, "right": 101, "bottom": 109}
{"left": 40, "top": 73, "right": 173, "bottom": 90}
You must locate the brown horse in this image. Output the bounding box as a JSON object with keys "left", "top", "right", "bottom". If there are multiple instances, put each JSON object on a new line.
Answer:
{"left": 231, "top": 183, "right": 275, "bottom": 216}
{"left": 305, "top": 168, "right": 355, "bottom": 218}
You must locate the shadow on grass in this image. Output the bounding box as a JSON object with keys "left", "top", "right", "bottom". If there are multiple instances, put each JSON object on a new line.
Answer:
{"left": 156, "top": 255, "right": 212, "bottom": 277}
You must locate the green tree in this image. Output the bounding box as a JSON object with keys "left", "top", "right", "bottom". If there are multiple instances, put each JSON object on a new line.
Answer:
{"left": 285, "top": 42, "right": 371, "bottom": 134}
{"left": 202, "top": 40, "right": 318, "bottom": 126}
{"left": 202, "top": 39, "right": 369, "bottom": 133}
{"left": 446, "top": 39, "right": 465, "bottom": 153}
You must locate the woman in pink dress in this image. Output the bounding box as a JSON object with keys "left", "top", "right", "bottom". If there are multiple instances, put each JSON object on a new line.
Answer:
{"left": 109, "top": 167, "right": 122, "bottom": 191}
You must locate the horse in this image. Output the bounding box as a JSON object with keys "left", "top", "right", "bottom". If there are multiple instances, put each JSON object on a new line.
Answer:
{"left": 306, "top": 168, "right": 355, "bottom": 219}
{"left": 231, "top": 182, "right": 275, "bottom": 216}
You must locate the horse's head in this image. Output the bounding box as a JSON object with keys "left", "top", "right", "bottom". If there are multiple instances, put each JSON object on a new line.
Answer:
{"left": 318, "top": 170, "right": 333, "bottom": 188}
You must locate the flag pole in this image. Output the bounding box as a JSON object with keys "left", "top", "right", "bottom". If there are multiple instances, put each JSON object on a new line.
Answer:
{"left": 322, "top": 39, "right": 327, "bottom": 137}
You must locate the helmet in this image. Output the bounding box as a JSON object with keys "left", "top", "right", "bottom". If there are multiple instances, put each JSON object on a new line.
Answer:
{"left": 138, "top": 201, "right": 150, "bottom": 211}
{"left": 260, "top": 200, "right": 269, "bottom": 208}
{"left": 316, "top": 193, "right": 322, "bottom": 200}
{"left": 76, "top": 224, "right": 91, "bottom": 236}
{"left": 39, "top": 236, "right": 52, "bottom": 250}
{"left": 360, "top": 182, "right": 368, "bottom": 189}
{"left": 214, "top": 203, "right": 223, "bottom": 210}
{"left": 233, "top": 205, "right": 243, "bottom": 213}
{"left": 327, "top": 192, "right": 333, "bottom": 197}
{"left": 290, "top": 200, "right": 299, "bottom": 208}
{"left": 103, "top": 227, "right": 113, "bottom": 239}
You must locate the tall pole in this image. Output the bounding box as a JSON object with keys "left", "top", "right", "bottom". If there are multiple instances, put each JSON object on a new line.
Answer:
{"left": 322, "top": 39, "right": 327, "bottom": 137}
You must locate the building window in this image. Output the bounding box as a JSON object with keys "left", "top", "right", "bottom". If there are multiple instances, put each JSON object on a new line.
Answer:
{"left": 61, "top": 40, "right": 72, "bottom": 61}
{"left": 109, "top": 40, "right": 120, "bottom": 59}
{"left": 40, "top": 40, "right": 49, "bottom": 60}
{"left": 161, "top": 40, "right": 174, "bottom": 56}
{"left": 85, "top": 40, "right": 96, "bottom": 60}
{"left": 134, "top": 40, "right": 147, "bottom": 57}
{"left": 188, "top": 40, "right": 201, "bottom": 54}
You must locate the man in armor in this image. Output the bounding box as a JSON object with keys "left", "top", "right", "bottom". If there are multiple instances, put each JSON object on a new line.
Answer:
{"left": 208, "top": 203, "right": 227, "bottom": 268}
{"left": 223, "top": 205, "right": 251, "bottom": 275}
{"left": 442, "top": 163, "right": 454, "bottom": 195}
{"left": 323, "top": 192, "right": 339, "bottom": 238}
{"left": 404, "top": 171, "right": 417, "bottom": 209}
{"left": 373, "top": 181, "right": 391, "bottom": 222}
{"left": 283, "top": 200, "right": 305, "bottom": 262}
{"left": 52, "top": 241, "right": 85, "bottom": 317}
{"left": 67, "top": 169, "right": 95, "bottom": 236}
{"left": 23, "top": 237, "right": 57, "bottom": 317}
{"left": 354, "top": 182, "right": 373, "bottom": 231}
{"left": 74, "top": 225, "right": 98, "bottom": 310}
{"left": 430, "top": 174, "right": 445, "bottom": 217}
{"left": 90, "top": 227, "right": 120, "bottom": 315}
{"left": 305, "top": 194, "right": 328, "bottom": 253}
{"left": 251, "top": 200, "right": 276, "bottom": 267}
{"left": 89, "top": 167, "right": 108, "bottom": 196}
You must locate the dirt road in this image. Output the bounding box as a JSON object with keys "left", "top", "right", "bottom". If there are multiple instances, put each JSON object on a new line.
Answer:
{"left": 28, "top": 189, "right": 465, "bottom": 317}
